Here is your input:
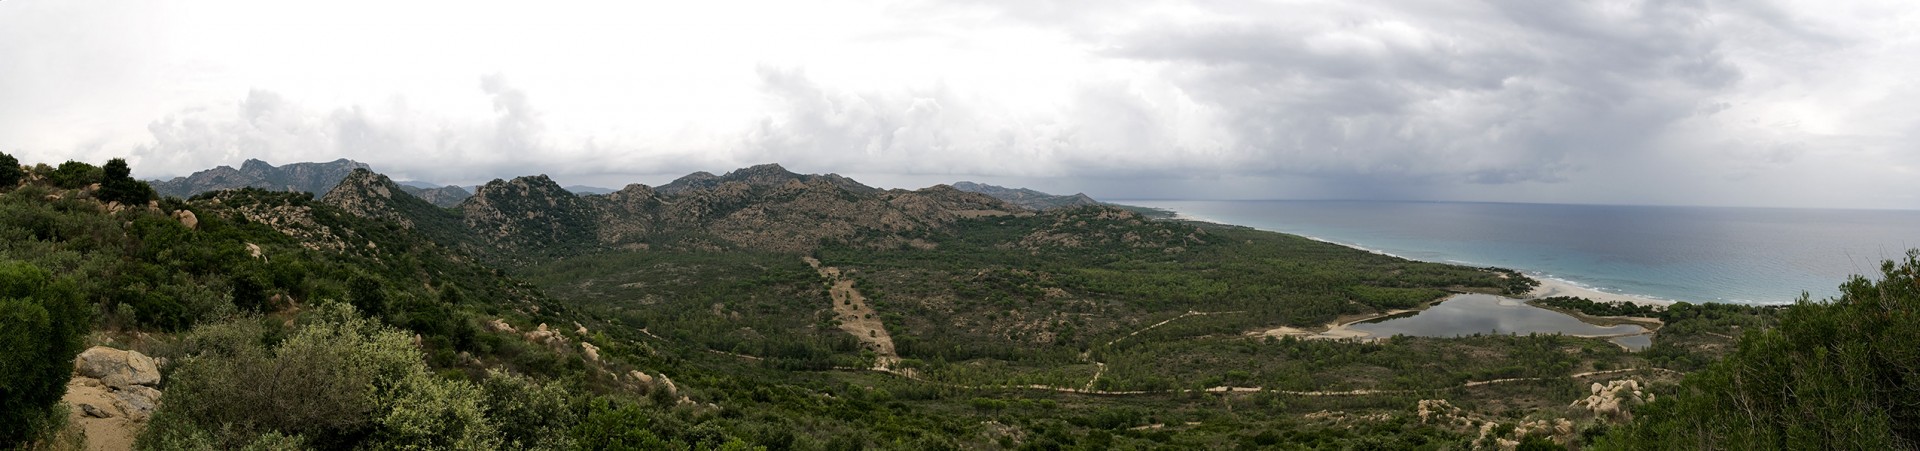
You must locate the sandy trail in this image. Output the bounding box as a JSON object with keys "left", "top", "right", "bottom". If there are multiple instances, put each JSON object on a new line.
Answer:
{"left": 1084, "top": 362, "right": 1106, "bottom": 391}
{"left": 1252, "top": 307, "right": 1426, "bottom": 341}
{"left": 842, "top": 363, "right": 1681, "bottom": 397}
{"left": 62, "top": 376, "right": 141, "bottom": 451}
{"left": 804, "top": 257, "right": 899, "bottom": 370}
{"left": 1105, "top": 310, "right": 1244, "bottom": 347}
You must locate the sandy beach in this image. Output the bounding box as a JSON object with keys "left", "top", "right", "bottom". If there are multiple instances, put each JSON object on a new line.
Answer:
{"left": 1528, "top": 277, "right": 1675, "bottom": 307}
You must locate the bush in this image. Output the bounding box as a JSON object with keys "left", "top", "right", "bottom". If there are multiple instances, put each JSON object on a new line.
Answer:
{"left": 98, "top": 158, "right": 155, "bottom": 206}
{"left": 141, "top": 304, "right": 500, "bottom": 449}
{"left": 1599, "top": 250, "right": 1920, "bottom": 449}
{"left": 479, "top": 370, "right": 578, "bottom": 450}
{"left": 0, "top": 151, "right": 21, "bottom": 189}
{"left": 46, "top": 161, "right": 101, "bottom": 190}
{"left": 0, "top": 261, "right": 88, "bottom": 447}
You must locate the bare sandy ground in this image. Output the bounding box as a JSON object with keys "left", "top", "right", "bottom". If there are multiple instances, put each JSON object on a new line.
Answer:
{"left": 803, "top": 257, "right": 899, "bottom": 370}
{"left": 1252, "top": 307, "right": 1430, "bottom": 342}
{"left": 1528, "top": 278, "right": 1675, "bottom": 307}
{"left": 62, "top": 377, "right": 139, "bottom": 451}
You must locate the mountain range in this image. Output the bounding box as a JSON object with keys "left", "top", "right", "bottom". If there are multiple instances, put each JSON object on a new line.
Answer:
{"left": 146, "top": 160, "right": 1108, "bottom": 246}
{"left": 950, "top": 181, "right": 1101, "bottom": 211}
{"left": 5, "top": 152, "right": 1839, "bottom": 449}
{"left": 149, "top": 158, "right": 368, "bottom": 199}
{"left": 315, "top": 163, "right": 1021, "bottom": 256}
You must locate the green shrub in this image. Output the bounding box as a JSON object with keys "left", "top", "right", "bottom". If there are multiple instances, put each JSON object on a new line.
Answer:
{"left": 98, "top": 158, "right": 156, "bottom": 206}
{"left": 0, "top": 261, "right": 88, "bottom": 447}
{"left": 479, "top": 370, "right": 578, "bottom": 450}
{"left": 0, "top": 151, "right": 21, "bottom": 189}
{"left": 46, "top": 161, "right": 101, "bottom": 190}
{"left": 141, "top": 304, "right": 500, "bottom": 449}
{"left": 1600, "top": 250, "right": 1920, "bottom": 449}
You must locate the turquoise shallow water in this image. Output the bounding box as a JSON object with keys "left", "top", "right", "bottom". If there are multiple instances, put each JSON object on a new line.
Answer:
{"left": 1348, "top": 294, "right": 1646, "bottom": 338}
{"left": 1120, "top": 200, "right": 1920, "bottom": 305}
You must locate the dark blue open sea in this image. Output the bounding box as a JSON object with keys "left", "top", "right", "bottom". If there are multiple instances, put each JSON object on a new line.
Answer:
{"left": 1120, "top": 200, "right": 1920, "bottom": 305}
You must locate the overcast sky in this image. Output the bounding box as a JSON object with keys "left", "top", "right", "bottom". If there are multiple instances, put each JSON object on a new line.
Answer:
{"left": 2, "top": 1, "right": 1916, "bottom": 208}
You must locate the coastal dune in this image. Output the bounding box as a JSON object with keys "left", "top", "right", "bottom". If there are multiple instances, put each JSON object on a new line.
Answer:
{"left": 1528, "top": 277, "right": 1674, "bottom": 307}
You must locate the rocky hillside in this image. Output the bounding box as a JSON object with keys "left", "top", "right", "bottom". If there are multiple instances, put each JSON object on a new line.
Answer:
{"left": 150, "top": 158, "right": 369, "bottom": 198}
{"left": 595, "top": 174, "right": 1019, "bottom": 253}
{"left": 397, "top": 184, "right": 472, "bottom": 207}
{"left": 951, "top": 181, "right": 1101, "bottom": 211}
{"left": 654, "top": 163, "right": 878, "bottom": 196}
{"left": 458, "top": 175, "right": 601, "bottom": 252}
{"left": 313, "top": 163, "right": 1024, "bottom": 255}
{"left": 322, "top": 169, "right": 467, "bottom": 239}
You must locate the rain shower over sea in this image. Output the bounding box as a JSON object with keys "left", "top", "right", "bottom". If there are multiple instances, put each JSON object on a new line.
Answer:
{"left": 1121, "top": 200, "right": 1920, "bottom": 305}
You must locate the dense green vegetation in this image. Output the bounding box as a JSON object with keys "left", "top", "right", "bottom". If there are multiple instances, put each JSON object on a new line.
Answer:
{"left": 511, "top": 206, "right": 1730, "bottom": 448}
{"left": 0, "top": 261, "right": 88, "bottom": 445}
{"left": 1, "top": 150, "right": 1909, "bottom": 449}
{"left": 1599, "top": 251, "right": 1920, "bottom": 450}
{"left": 1532, "top": 296, "right": 1663, "bottom": 318}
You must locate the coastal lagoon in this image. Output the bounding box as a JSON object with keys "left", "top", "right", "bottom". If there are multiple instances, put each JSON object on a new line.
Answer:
{"left": 1348, "top": 294, "right": 1652, "bottom": 349}
{"left": 1122, "top": 200, "right": 1920, "bottom": 304}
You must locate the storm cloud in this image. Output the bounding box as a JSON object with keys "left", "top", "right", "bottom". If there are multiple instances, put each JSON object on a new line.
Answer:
{"left": 1, "top": 0, "right": 1915, "bottom": 208}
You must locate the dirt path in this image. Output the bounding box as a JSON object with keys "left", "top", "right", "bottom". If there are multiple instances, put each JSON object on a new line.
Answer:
{"left": 841, "top": 365, "right": 1681, "bottom": 398}
{"left": 1105, "top": 310, "right": 1244, "bottom": 347}
{"left": 1084, "top": 362, "right": 1106, "bottom": 391}
{"left": 804, "top": 257, "right": 899, "bottom": 370}
{"left": 62, "top": 376, "right": 141, "bottom": 451}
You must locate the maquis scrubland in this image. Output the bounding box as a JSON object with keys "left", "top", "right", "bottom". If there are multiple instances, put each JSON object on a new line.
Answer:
{"left": 2, "top": 155, "right": 1913, "bottom": 450}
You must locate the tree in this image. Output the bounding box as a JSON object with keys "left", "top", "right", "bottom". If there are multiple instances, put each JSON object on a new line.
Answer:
{"left": 47, "top": 160, "right": 101, "bottom": 190}
{"left": 0, "top": 151, "right": 21, "bottom": 189}
{"left": 0, "top": 261, "right": 88, "bottom": 447}
{"left": 98, "top": 158, "right": 156, "bottom": 205}
{"left": 1599, "top": 249, "right": 1920, "bottom": 450}
{"left": 349, "top": 275, "right": 388, "bottom": 317}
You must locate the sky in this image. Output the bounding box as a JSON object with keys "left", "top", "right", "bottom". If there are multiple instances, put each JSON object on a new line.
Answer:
{"left": 2, "top": 0, "right": 1917, "bottom": 209}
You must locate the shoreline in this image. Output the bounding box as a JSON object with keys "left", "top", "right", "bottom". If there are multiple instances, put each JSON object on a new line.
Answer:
{"left": 1144, "top": 204, "right": 1685, "bottom": 308}
{"left": 1526, "top": 277, "right": 1676, "bottom": 307}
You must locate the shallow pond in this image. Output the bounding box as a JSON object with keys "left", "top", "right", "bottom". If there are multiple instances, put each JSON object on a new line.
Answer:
{"left": 1609, "top": 334, "right": 1653, "bottom": 350}
{"left": 1348, "top": 294, "right": 1648, "bottom": 348}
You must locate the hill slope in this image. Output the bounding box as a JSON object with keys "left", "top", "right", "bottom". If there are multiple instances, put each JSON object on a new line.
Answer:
{"left": 8, "top": 153, "right": 1832, "bottom": 450}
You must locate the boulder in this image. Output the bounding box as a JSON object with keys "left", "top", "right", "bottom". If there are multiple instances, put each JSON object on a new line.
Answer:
{"left": 174, "top": 210, "right": 199, "bottom": 229}
{"left": 581, "top": 342, "right": 601, "bottom": 362}
{"left": 525, "top": 323, "right": 566, "bottom": 346}
{"left": 657, "top": 374, "right": 678, "bottom": 396}
{"left": 80, "top": 403, "right": 112, "bottom": 418}
{"left": 74, "top": 347, "right": 161, "bottom": 389}
{"left": 109, "top": 385, "right": 162, "bottom": 421}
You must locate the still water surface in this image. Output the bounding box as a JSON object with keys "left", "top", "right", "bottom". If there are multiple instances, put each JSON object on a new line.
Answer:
{"left": 1347, "top": 294, "right": 1649, "bottom": 349}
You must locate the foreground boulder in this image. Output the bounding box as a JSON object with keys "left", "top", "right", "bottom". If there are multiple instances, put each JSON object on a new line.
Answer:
{"left": 74, "top": 347, "right": 161, "bottom": 388}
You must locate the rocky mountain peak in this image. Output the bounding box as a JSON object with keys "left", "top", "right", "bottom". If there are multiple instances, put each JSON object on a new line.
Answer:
{"left": 655, "top": 164, "right": 876, "bottom": 197}
{"left": 731, "top": 163, "right": 796, "bottom": 178}
{"left": 322, "top": 169, "right": 418, "bottom": 228}
{"left": 240, "top": 159, "right": 275, "bottom": 173}
{"left": 950, "top": 181, "right": 1102, "bottom": 211}
{"left": 151, "top": 158, "right": 371, "bottom": 199}
{"left": 460, "top": 175, "right": 597, "bottom": 250}
{"left": 396, "top": 184, "right": 472, "bottom": 208}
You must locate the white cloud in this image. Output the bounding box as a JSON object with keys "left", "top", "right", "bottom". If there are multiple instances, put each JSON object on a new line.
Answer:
{"left": 1, "top": 0, "right": 1917, "bottom": 208}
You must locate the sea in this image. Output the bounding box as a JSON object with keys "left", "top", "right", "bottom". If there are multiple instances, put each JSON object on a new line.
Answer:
{"left": 1118, "top": 200, "right": 1920, "bottom": 305}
